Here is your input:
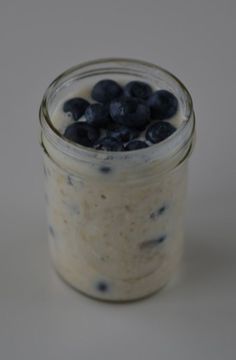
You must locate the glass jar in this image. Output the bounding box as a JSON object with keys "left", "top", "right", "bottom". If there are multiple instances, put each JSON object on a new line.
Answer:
{"left": 39, "top": 59, "right": 195, "bottom": 301}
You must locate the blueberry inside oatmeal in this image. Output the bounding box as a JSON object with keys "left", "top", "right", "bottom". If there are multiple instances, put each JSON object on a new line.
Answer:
{"left": 96, "top": 281, "right": 109, "bottom": 293}
{"left": 139, "top": 235, "right": 167, "bottom": 250}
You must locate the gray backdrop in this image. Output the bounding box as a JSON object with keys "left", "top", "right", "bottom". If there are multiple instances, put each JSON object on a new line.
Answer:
{"left": 0, "top": 0, "right": 235, "bottom": 359}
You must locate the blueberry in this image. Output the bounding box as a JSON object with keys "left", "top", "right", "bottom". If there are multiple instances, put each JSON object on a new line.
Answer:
{"left": 147, "top": 90, "right": 178, "bottom": 120}
{"left": 124, "top": 81, "right": 152, "bottom": 100}
{"left": 64, "top": 122, "right": 100, "bottom": 147}
{"left": 107, "top": 124, "right": 140, "bottom": 142}
{"left": 85, "top": 103, "right": 111, "bottom": 128}
{"left": 139, "top": 235, "right": 167, "bottom": 249}
{"left": 94, "top": 137, "right": 124, "bottom": 151}
{"left": 110, "top": 97, "right": 150, "bottom": 130}
{"left": 96, "top": 281, "right": 109, "bottom": 293}
{"left": 158, "top": 205, "right": 166, "bottom": 215}
{"left": 157, "top": 235, "right": 166, "bottom": 243}
{"left": 125, "top": 140, "right": 149, "bottom": 151}
{"left": 63, "top": 97, "right": 89, "bottom": 120}
{"left": 49, "top": 225, "right": 55, "bottom": 237}
{"left": 145, "top": 121, "right": 176, "bottom": 144}
{"left": 150, "top": 205, "right": 167, "bottom": 220}
{"left": 91, "top": 79, "right": 123, "bottom": 103}
{"left": 99, "top": 166, "right": 112, "bottom": 173}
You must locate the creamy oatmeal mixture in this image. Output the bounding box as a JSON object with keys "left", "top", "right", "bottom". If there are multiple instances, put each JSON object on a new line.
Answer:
{"left": 41, "top": 77, "right": 190, "bottom": 301}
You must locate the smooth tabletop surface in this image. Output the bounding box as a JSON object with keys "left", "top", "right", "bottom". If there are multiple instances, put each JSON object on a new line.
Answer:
{"left": 0, "top": 0, "right": 235, "bottom": 359}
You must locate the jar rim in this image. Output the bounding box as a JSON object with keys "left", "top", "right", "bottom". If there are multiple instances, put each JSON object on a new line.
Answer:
{"left": 39, "top": 58, "right": 195, "bottom": 166}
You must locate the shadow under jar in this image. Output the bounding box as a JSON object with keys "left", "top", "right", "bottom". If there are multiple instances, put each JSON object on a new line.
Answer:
{"left": 39, "top": 58, "right": 195, "bottom": 302}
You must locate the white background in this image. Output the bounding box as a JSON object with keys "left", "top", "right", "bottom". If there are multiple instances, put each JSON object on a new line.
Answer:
{"left": 0, "top": 0, "right": 235, "bottom": 359}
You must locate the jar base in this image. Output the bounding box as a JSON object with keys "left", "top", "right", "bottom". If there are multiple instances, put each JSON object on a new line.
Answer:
{"left": 51, "top": 258, "right": 177, "bottom": 303}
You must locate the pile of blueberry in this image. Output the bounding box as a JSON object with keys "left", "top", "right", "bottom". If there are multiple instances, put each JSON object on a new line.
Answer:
{"left": 63, "top": 79, "right": 178, "bottom": 151}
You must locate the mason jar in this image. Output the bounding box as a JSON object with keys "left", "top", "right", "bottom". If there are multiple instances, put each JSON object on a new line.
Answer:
{"left": 39, "top": 59, "right": 195, "bottom": 302}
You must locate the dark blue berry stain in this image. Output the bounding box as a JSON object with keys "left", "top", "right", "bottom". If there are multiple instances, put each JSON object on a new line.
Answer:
{"left": 43, "top": 165, "right": 47, "bottom": 177}
{"left": 150, "top": 204, "right": 167, "bottom": 220}
{"left": 67, "top": 175, "right": 73, "bottom": 186}
{"left": 158, "top": 205, "right": 166, "bottom": 215}
{"left": 96, "top": 281, "right": 109, "bottom": 293}
{"left": 49, "top": 225, "right": 55, "bottom": 237}
{"left": 139, "top": 235, "right": 167, "bottom": 250}
{"left": 99, "top": 166, "right": 112, "bottom": 174}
